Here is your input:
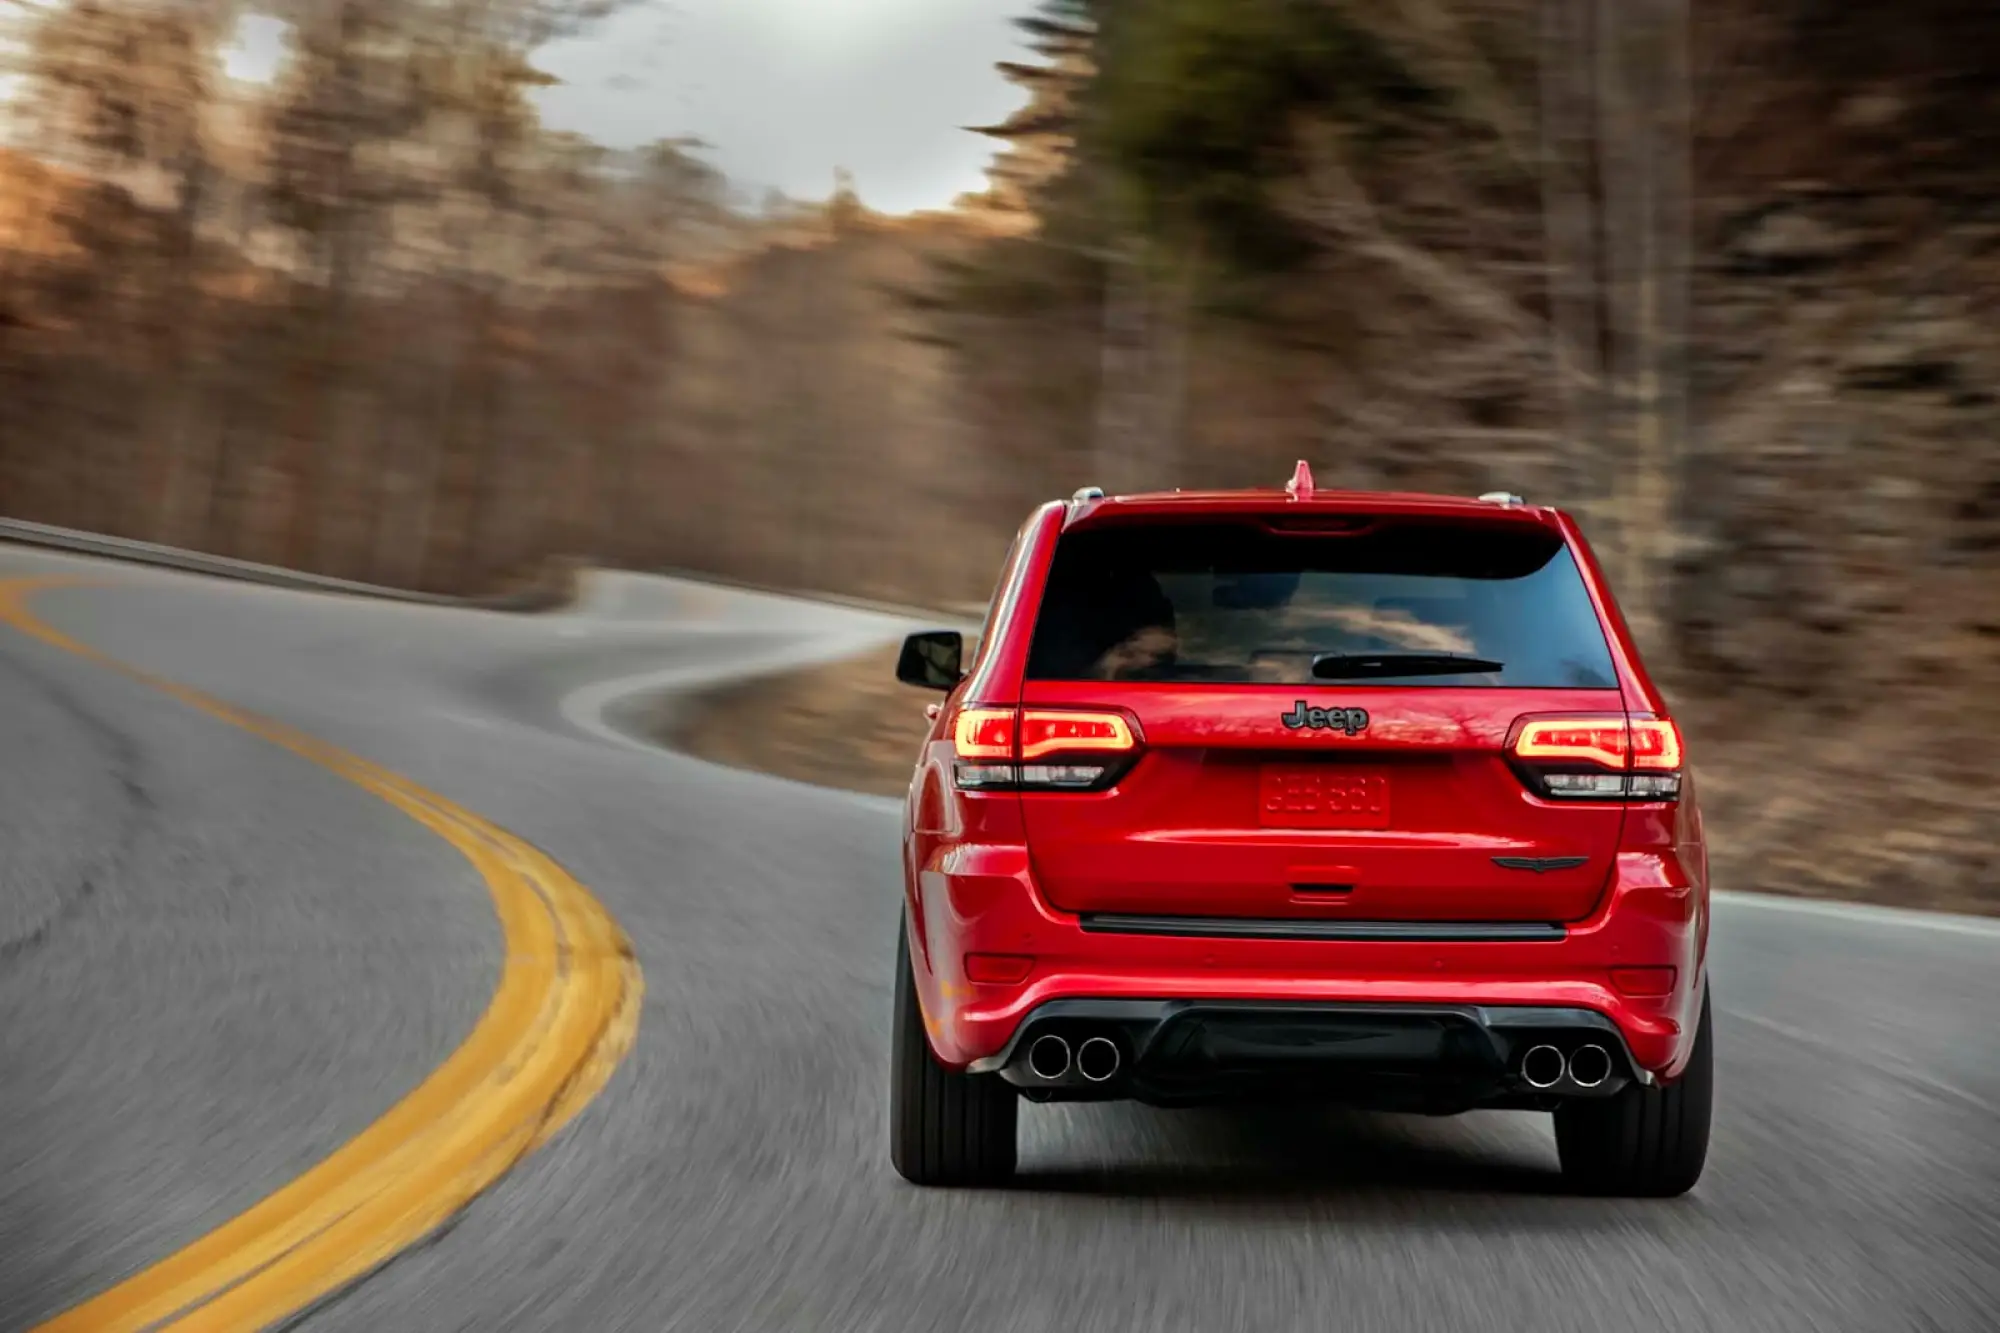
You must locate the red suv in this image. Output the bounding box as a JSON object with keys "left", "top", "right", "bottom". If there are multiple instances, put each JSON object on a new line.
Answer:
{"left": 888, "top": 466, "right": 1712, "bottom": 1197}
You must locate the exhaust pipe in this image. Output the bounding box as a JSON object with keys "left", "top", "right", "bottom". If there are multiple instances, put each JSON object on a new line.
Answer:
{"left": 1027, "top": 1034, "right": 1071, "bottom": 1081}
{"left": 1520, "top": 1043, "right": 1565, "bottom": 1090}
{"left": 1076, "top": 1036, "right": 1122, "bottom": 1083}
{"left": 1567, "top": 1043, "right": 1612, "bottom": 1090}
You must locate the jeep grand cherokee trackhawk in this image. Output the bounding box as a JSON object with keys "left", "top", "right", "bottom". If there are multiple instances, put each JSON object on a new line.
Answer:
{"left": 887, "top": 465, "right": 1713, "bottom": 1197}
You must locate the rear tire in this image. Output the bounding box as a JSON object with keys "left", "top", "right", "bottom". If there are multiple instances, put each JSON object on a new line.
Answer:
{"left": 1554, "top": 988, "right": 1714, "bottom": 1198}
{"left": 889, "top": 919, "right": 1018, "bottom": 1187}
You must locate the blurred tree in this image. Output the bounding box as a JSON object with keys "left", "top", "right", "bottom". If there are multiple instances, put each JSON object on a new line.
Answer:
{"left": 0, "top": 0, "right": 734, "bottom": 593}
{"left": 13, "top": 0, "right": 234, "bottom": 537}
{"left": 1096, "top": 0, "right": 1439, "bottom": 274}
{"left": 944, "top": 0, "right": 1161, "bottom": 490}
{"left": 935, "top": 0, "right": 1700, "bottom": 648}
{"left": 970, "top": 0, "right": 1093, "bottom": 218}
{"left": 249, "top": 0, "right": 647, "bottom": 581}
{"left": 21, "top": 0, "right": 230, "bottom": 179}
{"left": 417, "top": 4, "right": 564, "bottom": 586}
{"left": 827, "top": 165, "right": 863, "bottom": 231}
{"left": 627, "top": 137, "right": 729, "bottom": 263}
{"left": 258, "top": 0, "right": 435, "bottom": 569}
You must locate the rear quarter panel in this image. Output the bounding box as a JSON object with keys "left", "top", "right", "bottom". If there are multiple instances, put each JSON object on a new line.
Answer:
{"left": 903, "top": 501, "right": 1066, "bottom": 999}
{"left": 1559, "top": 511, "right": 1709, "bottom": 1057}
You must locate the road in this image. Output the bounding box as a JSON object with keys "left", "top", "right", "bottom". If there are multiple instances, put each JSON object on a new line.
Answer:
{"left": 1, "top": 544, "right": 1995, "bottom": 1333}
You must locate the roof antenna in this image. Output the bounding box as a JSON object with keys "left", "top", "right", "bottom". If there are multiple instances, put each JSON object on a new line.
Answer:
{"left": 1286, "top": 460, "right": 1315, "bottom": 499}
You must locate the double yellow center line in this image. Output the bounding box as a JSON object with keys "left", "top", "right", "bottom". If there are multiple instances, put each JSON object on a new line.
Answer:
{"left": 2, "top": 577, "right": 643, "bottom": 1332}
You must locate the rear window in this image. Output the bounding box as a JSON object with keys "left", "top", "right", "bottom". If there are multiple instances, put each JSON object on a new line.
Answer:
{"left": 1024, "top": 519, "right": 1618, "bottom": 688}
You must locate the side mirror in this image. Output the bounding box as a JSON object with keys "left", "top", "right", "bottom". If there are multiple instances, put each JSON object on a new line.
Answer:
{"left": 895, "top": 630, "right": 963, "bottom": 691}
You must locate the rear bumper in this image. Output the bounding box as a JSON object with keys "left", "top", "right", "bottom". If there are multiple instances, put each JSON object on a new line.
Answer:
{"left": 972, "top": 998, "right": 1648, "bottom": 1111}
{"left": 912, "top": 843, "right": 1707, "bottom": 1081}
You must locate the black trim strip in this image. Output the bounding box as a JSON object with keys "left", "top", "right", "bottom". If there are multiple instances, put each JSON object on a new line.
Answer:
{"left": 1078, "top": 914, "right": 1567, "bottom": 943}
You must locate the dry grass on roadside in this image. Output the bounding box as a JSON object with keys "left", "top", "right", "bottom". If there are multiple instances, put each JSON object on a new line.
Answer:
{"left": 666, "top": 644, "right": 928, "bottom": 800}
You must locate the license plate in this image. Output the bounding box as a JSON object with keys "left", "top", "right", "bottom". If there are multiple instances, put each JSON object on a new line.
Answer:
{"left": 1258, "top": 766, "right": 1391, "bottom": 829}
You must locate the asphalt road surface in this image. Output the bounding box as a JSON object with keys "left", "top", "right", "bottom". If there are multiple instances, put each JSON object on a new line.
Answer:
{"left": 2, "top": 544, "right": 1995, "bottom": 1333}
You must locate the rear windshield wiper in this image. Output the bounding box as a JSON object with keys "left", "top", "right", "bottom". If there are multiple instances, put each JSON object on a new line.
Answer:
{"left": 1311, "top": 652, "right": 1505, "bottom": 680}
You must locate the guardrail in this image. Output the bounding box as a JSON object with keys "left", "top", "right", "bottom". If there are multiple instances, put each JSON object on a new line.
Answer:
{"left": 645, "top": 563, "right": 987, "bottom": 631}
{"left": 0, "top": 517, "right": 577, "bottom": 611}
{"left": 0, "top": 516, "right": 990, "bottom": 626}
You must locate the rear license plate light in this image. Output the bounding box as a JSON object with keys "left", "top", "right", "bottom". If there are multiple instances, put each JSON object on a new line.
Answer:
{"left": 1258, "top": 765, "right": 1391, "bottom": 830}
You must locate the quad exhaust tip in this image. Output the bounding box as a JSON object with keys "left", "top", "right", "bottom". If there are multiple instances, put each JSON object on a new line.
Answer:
{"left": 1520, "top": 1043, "right": 1565, "bottom": 1090}
{"left": 1076, "top": 1036, "right": 1122, "bottom": 1083}
{"left": 1567, "top": 1043, "right": 1612, "bottom": 1089}
{"left": 1028, "top": 1034, "right": 1071, "bottom": 1081}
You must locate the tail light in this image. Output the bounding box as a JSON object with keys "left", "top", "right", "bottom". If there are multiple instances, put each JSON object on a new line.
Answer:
{"left": 1507, "top": 714, "right": 1684, "bottom": 802}
{"left": 952, "top": 707, "right": 1140, "bottom": 791}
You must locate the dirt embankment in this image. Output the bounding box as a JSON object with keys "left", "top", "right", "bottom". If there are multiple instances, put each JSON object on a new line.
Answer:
{"left": 668, "top": 643, "right": 2000, "bottom": 919}
{"left": 666, "top": 643, "right": 925, "bottom": 801}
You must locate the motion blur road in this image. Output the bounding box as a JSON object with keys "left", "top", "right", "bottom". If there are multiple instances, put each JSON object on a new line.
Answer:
{"left": 2, "top": 545, "right": 1995, "bottom": 1333}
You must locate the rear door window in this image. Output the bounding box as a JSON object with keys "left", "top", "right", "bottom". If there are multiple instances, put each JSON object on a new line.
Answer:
{"left": 1024, "top": 519, "right": 1617, "bottom": 688}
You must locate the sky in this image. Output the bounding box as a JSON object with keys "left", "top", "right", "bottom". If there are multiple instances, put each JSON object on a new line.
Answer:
{"left": 214, "top": 0, "right": 1035, "bottom": 216}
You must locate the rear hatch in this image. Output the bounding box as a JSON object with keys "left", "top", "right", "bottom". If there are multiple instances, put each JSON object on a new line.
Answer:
{"left": 1018, "top": 511, "right": 1627, "bottom": 924}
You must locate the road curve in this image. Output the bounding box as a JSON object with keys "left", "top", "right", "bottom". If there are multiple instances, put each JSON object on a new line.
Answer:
{"left": 1, "top": 545, "right": 1994, "bottom": 1333}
